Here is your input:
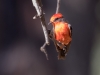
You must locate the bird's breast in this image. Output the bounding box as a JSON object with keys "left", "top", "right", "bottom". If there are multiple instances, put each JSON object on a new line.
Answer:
{"left": 54, "top": 22, "right": 72, "bottom": 45}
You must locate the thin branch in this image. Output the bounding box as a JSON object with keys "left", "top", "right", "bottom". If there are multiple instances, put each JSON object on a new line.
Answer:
{"left": 56, "top": 0, "right": 61, "bottom": 13}
{"left": 32, "top": 0, "right": 49, "bottom": 59}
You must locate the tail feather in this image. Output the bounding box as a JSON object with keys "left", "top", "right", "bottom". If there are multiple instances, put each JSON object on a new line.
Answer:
{"left": 58, "top": 49, "right": 66, "bottom": 60}
{"left": 57, "top": 42, "right": 71, "bottom": 60}
{"left": 55, "top": 44, "right": 66, "bottom": 60}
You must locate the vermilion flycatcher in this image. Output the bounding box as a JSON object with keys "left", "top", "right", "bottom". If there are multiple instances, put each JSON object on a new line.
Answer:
{"left": 48, "top": 13, "right": 72, "bottom": 60}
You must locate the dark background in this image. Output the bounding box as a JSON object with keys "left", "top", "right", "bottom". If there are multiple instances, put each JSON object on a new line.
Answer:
{"left": 0, "top": 0, "right": 100, "bottom": 75}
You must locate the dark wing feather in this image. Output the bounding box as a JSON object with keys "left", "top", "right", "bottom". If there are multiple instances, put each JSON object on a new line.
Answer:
{"left": 68, "top": 24, "right": 72, "bottom": 37}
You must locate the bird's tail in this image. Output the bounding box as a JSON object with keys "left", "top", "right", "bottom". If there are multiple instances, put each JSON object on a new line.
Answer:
{"left": 57, "top": 42, "right": 71, "bottom": 60}
{"left": 58, "top": 49, "right": 66, "bottom": 60}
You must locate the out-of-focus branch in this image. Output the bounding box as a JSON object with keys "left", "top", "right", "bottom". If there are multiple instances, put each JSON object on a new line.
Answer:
{"left": 56, "top": 0, "right": 61, "bottom": 13}
{"left": 32, "top": 0, "right": 49, "bottom": 60}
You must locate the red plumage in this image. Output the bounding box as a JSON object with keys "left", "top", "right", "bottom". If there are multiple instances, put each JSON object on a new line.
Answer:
{"left": 48, "top": 13, "right": 72, "bottom": 60}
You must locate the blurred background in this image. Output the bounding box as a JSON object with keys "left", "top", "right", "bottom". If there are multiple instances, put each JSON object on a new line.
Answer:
{"left": 0, "top": 0, "right": 100, "bottom": 75}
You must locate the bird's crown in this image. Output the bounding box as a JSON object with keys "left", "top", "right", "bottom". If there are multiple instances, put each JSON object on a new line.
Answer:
{"left": 50, "top": 13, "right": 63, "bottom": 22}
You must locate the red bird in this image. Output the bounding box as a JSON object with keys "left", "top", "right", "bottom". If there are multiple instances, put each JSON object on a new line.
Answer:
{"left": 48, "top": 13, "right": 72, "bottom": 60}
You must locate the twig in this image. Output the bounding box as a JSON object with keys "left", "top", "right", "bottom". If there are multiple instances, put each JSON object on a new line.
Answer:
{"left": 56, "top": 0, "right": 61, "bottom": 13}
{"left": 32, "top": 0, "right": 49, "bottom": 59}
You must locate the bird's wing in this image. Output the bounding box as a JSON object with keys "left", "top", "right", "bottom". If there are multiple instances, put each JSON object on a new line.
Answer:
{"left": 68, "top": 24, "right": 72, "bottom": 37}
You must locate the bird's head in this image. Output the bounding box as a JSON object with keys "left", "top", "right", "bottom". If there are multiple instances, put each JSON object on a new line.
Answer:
{"left": 48, "top": 13, "right": 63, "bottom": 25}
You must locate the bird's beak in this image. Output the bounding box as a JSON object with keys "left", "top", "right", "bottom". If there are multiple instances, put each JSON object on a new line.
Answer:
{"left": 48, "top": 22, "right": 52, "bottom": 25}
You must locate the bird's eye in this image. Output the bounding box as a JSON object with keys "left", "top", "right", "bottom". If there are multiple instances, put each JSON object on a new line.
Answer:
{"left": 54, "top": 18, "right": 59, "bottom": 21}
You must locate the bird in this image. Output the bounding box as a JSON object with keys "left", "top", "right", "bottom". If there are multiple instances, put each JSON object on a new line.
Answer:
{"left": 48, "top": 13, "right": 72, "bottom": 60}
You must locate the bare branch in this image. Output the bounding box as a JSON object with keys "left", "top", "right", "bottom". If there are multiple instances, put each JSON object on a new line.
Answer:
{"left": 32, "top": 0, "right": 50, "bottom": 59}
{"left": 56, "top": 0, "right": 61, "bottom": 13}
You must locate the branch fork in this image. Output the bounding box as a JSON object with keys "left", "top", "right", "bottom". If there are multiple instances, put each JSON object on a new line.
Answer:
{"left": 32, "top": 0, "right": 49, "bottom": 59}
